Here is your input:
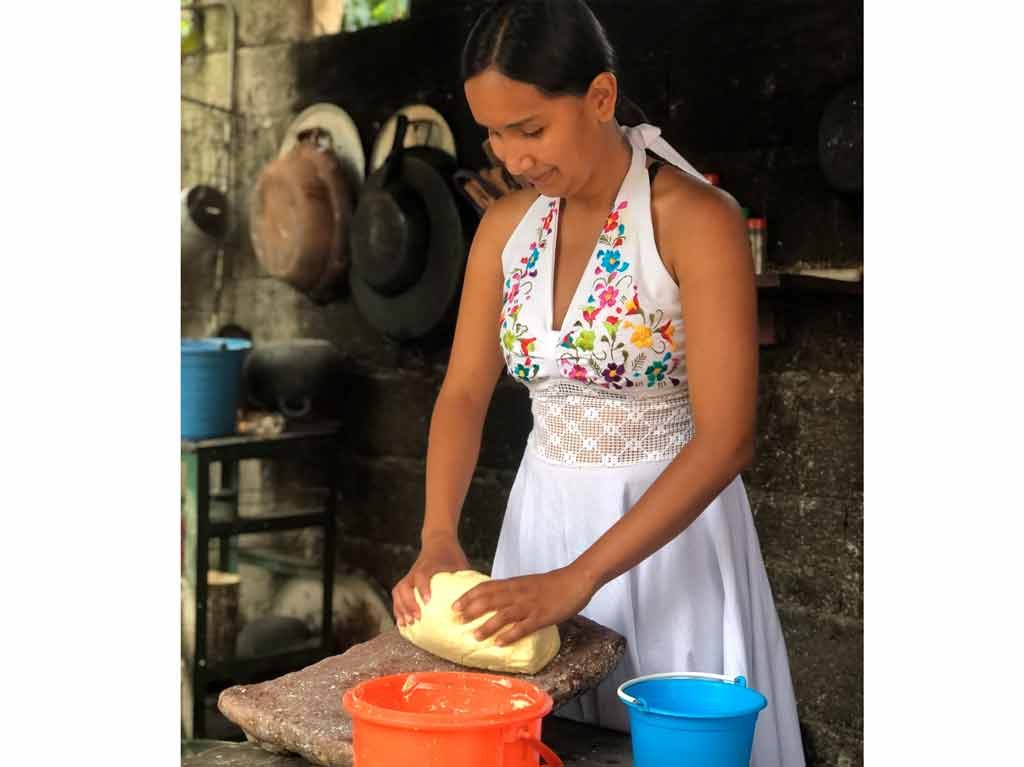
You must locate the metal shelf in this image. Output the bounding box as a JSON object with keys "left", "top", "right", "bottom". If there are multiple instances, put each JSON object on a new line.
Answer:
{"left": 757, "top": 271, "right": 863, "bottom": 295}
{"left": 203, "top": 638, "right": 330, "bottom": 687}
{"left": 181, "top": 425, "right": 341, "bottom": 740}
{"left": 237, "top": 547, "right": 323, "bottom": 578}
{"left": 209, "top": 510, "right": 329, "bottom": 538}
{"left": 755, "top": 270, "right": 862, "bottom": 346}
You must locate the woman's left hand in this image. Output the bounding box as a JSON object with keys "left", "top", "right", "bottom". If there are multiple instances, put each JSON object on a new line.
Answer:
{"left": 452, "top": 566, "right": 598, "bottom": 646}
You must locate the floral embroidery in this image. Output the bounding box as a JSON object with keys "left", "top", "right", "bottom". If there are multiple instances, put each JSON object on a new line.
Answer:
{"left": 554, "top": 200, "right": 684, "bottom": 390}
{"left": 629, "top": 323, "right": 653, "bottom": 349}
{"left": 567, "top": 364, "right": 589, "bottom": 383}
{"left": 602, "top": 362, "right": 628, "bottom": 386}
{"left": 499, "top": 200, "right": 557, "bottom": 382}
{"left": 575, "top": 329, "right": 595, "bottom": 351}
{"left": 499, "top": 182, "right": 684, "bottom": 392}
{"left": 644, "top": 354, "right": 673, "bottom": 386}
{"left": 598, "top": 249, "right": 628, "bottom": 273}
{"left": 514, "top": 362, "right": 539, "bottom": 382}
{"left": 597, "top": 285, "right": 619, "bottom": 308}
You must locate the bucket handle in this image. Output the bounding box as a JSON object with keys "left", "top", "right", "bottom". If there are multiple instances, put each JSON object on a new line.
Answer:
{"left": 617, "top": 671, "right": 748, "bottom": 711}
{"left": 518, "top": 736, "right": 563, "bottom": 767}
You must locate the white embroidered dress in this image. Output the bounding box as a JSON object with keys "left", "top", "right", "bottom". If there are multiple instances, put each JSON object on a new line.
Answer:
{"left": 491, "top": 124, "right": 806, "bottom": 767}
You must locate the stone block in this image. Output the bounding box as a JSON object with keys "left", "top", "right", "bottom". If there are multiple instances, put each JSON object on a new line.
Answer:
{"left": 800, "top": 717, "right": 863, "bottom": 767}
{"left": 181, "top": 103, "right": 232, "bottom": 191}
{"left": 778, "top": 605, "right": 863, "bottom": 732}
{"left": 478, "top": 380, "right": 533, "bottom": 470}
{"left": 335, "top": 534, "right": 419, "bottom": 591}
{"left": 237, "top": 44, "right": 299, "bottom": 116}
{"left": 181, "top": 53, "right": 233, "bottom": 237}
{"left": 761, "top": 297, "right": 864, "bottom": 376}
{"left": 746, "top": 369, "right": 862, "bottom": 501}
{"left": 335, "top": 456, "right": 426, "bottom": 547}
{"left": 459, "top": 468, "right": 517, "bottom": 564}
{"left": 334, "top": 453, "right": 512, "bottom": 577}
{"left": 794, "top": 386, "right": 862, "bottom": 500}
{"left": 221, "top": 276, "right": 408, "bottom": 368}
{"left": 341, "top": 370, "right": 441, "bottom": 460}
{"left": 232, "top": 108, "right": 294, "bottom": 200}
{"left": 751, "top": 489, "right": 863, "bottom": 620}
{"left": 746, "top": 370, "right": 805, "bottom": 493}
{"left": 199, "top": 5, "right": 229, "bottom": 53}
{"left": 237, "top": 0, "right": 311, "bottom": 47}
{"left": 181, "top": 305, "right": 215, "bottom": 339}
{"left": 182, "top": 50, "right": 231, "bottom": 109}
{"left": 181, "top": 247, "right": 221, "bottom": 313}
{"left": 222, "top": 276, "right": 314, "bottom": 341}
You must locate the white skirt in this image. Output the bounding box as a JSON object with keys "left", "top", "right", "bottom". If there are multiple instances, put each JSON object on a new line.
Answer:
{"left": 491, "top": 435, "right": 807, "bottom": 767}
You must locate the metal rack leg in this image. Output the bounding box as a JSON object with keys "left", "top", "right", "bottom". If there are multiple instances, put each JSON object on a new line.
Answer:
{"left": 321, "top": 455, "right": 337, "bottom": 654}
{"left": 218, "top": 459, "right": 240, "bottom": 572}
{"left": 193, "top": 454, "right": 211, "bottom": 739}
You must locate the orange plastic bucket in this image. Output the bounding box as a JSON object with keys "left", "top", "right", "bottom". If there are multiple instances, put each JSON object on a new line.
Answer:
{"left": 341, "top": 671, "right": 563, "bottom": 767}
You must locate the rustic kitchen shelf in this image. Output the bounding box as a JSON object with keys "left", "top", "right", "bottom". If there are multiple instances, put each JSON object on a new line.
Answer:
{"left": 236, "top": 546, "right": 325, "bottom": 578}
{"left": 181, "top": 424, "right": 342, "bottom": 740}
{"left": 757, "top": 271, "right": 863, "bottom": 295}
{"left": 204, "top": 638, "right": 327, "bottom": 688}
{"left": 755, "top": 269, "right": 862, "bottom": 346}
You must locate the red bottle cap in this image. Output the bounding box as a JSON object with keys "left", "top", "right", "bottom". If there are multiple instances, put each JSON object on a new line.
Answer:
{"left": 747, "top": 218, "right": 766, "bottom": 230}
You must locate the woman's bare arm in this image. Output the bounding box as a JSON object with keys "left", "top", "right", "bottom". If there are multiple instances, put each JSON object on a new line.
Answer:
{"left": 422, "top": 189, "right": 537, "bottom": 539}
{"left": 571, "top": 170, "right": 758, "bottom": 591}
{"left": 391, "top": 189, "right": 537, "bottom": 625}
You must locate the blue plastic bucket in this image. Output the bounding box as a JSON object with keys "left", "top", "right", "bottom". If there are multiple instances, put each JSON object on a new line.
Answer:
{"left": 181, "top": 338, "right": 252, "bottom": 440}
{"left": 617, "top": 672, "right": 767, "bottom": 767}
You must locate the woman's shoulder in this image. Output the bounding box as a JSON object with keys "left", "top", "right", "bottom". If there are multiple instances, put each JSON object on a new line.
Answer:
{"left": 650, "top": 164, "right": 741, "bottom": 224}
{"left": 474, "top": 186, "right": 544, "bottom": 249}
{"left": 650, "top": 165, "right": 746, "bottom": 257}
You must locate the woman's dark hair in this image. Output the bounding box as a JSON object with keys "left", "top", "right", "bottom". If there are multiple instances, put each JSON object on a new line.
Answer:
{"left": 461, "top": 0, "right": 646, "bottom": 123}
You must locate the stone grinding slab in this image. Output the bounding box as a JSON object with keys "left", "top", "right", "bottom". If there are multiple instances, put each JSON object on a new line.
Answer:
{"left": 182, "top": 717, "right": 634, "bottom": 767}
{"left": 183, "top": 742, "right": 311, "bottom": 767}
{"left": 217, "top": 616, "right": 626, "bottom": 767}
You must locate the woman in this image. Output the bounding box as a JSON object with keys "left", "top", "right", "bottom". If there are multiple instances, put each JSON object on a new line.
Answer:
{"left": 392, "top": 1, "right": 805, "bottom": 764}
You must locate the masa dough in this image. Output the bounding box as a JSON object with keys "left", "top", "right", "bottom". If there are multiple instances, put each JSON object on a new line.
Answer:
{"left": 398, "top": 570, "right": 561, "bottom": 674}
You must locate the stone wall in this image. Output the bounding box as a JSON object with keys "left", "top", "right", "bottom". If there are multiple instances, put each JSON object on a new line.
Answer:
{"left": 181, "top": 1, "right": 862, "bottom": 763}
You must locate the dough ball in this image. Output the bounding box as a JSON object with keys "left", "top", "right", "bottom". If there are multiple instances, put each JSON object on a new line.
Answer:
{"left": 398, "top": 570, "right": 560, "bottom": 674}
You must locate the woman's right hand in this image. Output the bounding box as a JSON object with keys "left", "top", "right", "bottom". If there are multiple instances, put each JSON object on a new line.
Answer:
{"left": 392, "top": 532, "right": 470, "bottom": 628}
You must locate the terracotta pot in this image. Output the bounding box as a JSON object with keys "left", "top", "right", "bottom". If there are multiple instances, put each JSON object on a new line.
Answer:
{"left": 249, "top": 141, "right": 353, "bottom": 304}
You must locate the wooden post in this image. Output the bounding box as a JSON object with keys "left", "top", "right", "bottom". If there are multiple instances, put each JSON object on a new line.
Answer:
{"left": 182, "top": 570, "right": 241, "bottom": 665}
{"left": 207, "top": 570, "right": 241, "bottom": 664}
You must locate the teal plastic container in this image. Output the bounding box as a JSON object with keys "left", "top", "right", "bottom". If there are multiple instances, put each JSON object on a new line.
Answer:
{"left": 617, "top": 672, "right": 767, "bottom": 767}
{"left": 181, "top": 338, "right": 251, "bottom": 440}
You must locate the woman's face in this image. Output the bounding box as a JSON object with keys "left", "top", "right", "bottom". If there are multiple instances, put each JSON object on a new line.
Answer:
{"left": 464, "top": 67, "right": 612, "bottom": 198}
